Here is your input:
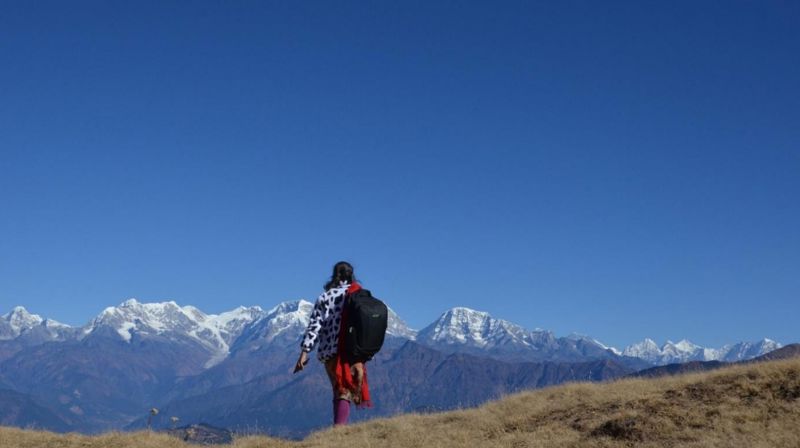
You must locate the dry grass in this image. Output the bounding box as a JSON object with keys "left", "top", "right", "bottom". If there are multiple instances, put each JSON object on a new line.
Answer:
{"left": 3, "top": 358, "right": 799, "bottom": 448}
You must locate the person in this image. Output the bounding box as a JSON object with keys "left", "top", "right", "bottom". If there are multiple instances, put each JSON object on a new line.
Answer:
{"left": 294, "top": 261, "right": 370, "bottom": 426}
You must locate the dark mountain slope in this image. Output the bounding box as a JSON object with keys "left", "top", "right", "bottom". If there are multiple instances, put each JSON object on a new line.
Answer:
{"left": 0, "top": 389, "right": 73, "bottom": 432}
{"left": 0, "top": 329, "right": 212, "bottom": 432}
{"left": 750, "top": 343, "right": 800, "bottom": 362}
{"left": 137, "top": 341, "right": 635, "bottom": 438}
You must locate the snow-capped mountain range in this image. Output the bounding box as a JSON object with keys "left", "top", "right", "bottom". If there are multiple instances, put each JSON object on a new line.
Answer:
{"left": 622, "top": 337, "right": 782, "bottom": 365}
{"left": 83, "top": 299, "right": 268, "bottom": 367}
{"left": 414, "top": 307, "right": 633, "bottom": 362}
{"left": 1, "top": 300, "right": 782, "bottom": 367}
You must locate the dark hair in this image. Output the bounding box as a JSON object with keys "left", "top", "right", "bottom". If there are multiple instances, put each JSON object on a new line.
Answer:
{"left": 324, "top": 261, "right": 356, "bottom": 290}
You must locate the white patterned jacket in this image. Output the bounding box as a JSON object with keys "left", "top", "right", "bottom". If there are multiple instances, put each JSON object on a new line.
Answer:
{"left": 300, "top": 281, "right": 350, "bottom": 361}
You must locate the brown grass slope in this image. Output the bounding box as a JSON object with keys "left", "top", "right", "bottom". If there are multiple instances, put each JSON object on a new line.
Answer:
{"left": 2, "top": 358, "right": 799, "bottom": 448}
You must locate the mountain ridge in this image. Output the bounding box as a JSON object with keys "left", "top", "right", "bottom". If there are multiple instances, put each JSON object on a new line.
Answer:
{"left": 1, "top": 302, "right": 782, "bottom": 367}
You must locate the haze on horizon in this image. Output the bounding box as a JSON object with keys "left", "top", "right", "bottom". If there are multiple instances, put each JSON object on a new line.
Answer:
{"left": 1, "top": 1, "right": 798, "bottom": 349}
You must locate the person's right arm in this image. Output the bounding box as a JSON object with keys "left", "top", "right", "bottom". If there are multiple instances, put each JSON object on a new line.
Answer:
{"left": 294, "top": 292, "right": 325, "bottom": 373}
{"left": 301, "top": 294, "right": 325, "bottom": 352}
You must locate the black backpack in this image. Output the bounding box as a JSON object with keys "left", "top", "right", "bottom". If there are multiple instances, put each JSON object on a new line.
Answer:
{"left": 343, "top": 289, "right": 388, "bottom": 362}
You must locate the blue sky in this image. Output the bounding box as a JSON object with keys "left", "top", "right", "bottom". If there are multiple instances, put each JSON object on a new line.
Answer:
{"left": 1, "top": 1, "right": 798, "bottom": 349}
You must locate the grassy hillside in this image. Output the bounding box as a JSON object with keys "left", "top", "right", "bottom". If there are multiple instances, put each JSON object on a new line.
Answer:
{"left": 2, "top": 357, "right": 799, "bottom": 448}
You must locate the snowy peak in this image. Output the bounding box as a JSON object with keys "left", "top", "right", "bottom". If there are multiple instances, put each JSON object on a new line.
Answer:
{"left": 417, "top": 307, "right": 533, "bottom": 349}
{"left": 671, "top": 339, "right": 701, "bottom": 352}
{"left": 1, "top": 306, "right": 72, "bottom": 341}
{"left": 661, "top": 339, "right": 702, "bottom": 359}
{"left": 231, "top": 299, "right": 312, "bottom": 348}
{"left": 261, "top": 299, "right": 314, "bottom": 341}
{"left": 265, "top": 299, "right": 313, "bottom": 317}
{"left": 3, "top": 306, "right": 44, "bottom": 333}
{"left": 567, "top": 333, "right": 622, "bottom": 355}
{"left": 715, "top": 338, "right": 782, "bottom": 362}
{"left": 206, "top": 306, "right": 265, "bottom": 345}
{"left": 387, "top": 307, "right": 417, "bottom": 339}
{"left": 622, "top": 338, "right": 661, "bottom": 360}
{"left": 418, "top": 307, "right": 495, "bottom": 347}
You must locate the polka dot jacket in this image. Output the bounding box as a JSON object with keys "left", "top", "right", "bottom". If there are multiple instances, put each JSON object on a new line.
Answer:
{"left": 301, "top": 282, "right": 350, "bottom": 361}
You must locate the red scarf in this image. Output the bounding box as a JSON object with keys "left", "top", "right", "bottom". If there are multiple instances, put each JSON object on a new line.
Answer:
{"left": 333, "top": 282, "right": 371, "bottom": 407}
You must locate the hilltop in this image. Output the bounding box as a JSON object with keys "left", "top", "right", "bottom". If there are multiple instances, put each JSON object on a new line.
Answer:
{"left": 2, "top": 356, "right": 799, "bottom": 447}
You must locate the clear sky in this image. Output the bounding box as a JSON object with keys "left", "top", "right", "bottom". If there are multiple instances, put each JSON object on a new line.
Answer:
{"left": 1, "top": 1, "right": 798, "bottom": 349}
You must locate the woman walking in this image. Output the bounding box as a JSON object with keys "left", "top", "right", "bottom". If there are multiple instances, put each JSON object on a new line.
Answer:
{"left": 294, "top": 261, "right": 370, "bottom": 426}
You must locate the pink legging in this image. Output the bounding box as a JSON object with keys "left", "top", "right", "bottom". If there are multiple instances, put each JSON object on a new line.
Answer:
{"left": 333, "top": 398, "right": 350, "bottom": 425}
